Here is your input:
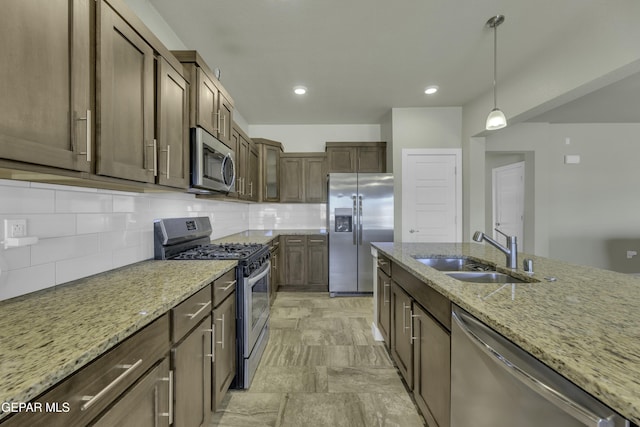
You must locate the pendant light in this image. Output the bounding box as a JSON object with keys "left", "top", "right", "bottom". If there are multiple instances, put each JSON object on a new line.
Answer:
{"left": 486, "top": 15, "right": 507, "bottom": 130}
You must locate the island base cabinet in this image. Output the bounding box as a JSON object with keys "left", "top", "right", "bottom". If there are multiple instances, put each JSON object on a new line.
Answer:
{"left": 390, "top": 281, "right": 413, "bottom": 388}
{"left": 376, "top": 267, "right": 391, "bottom": 347}
{"left": 412, "top": 304, "right": 451, "bottom": 427}
{"left": 92, "top": 358, "right": 170, "bottom": 427}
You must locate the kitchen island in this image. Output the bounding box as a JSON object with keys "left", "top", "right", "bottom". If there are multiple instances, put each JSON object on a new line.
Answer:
{"left": 0, "top": 259, "right": 236, "bottom": 422}
{"left": 372, "top": 242, "right": 640, "bottom": 425}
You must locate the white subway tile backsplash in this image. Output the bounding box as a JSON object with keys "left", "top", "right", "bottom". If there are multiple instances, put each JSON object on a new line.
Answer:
{"left": 31, "top": 234, "right": 99, "bottom": 265}
{"left": 0, "top": 263, "right": 56, "bottom": 301}
{"left": 0, "top": 180, "right": 326, "bottom": 301}
{"left": 55, "top": 253, "right": 113, "bottom": 285}
{"left": 76, "top": 213, "right": 128, "bottom": 234}
{"left": 0, "top": 186, "right": 55, "bottom": 214}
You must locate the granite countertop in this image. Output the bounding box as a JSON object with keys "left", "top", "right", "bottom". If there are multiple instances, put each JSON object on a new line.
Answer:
{"left": 213, "top": 229, "right": 327, "bottom": 245}
{"left": 372, "top": 242, "right": 640, "bottom": 425}
{"left": 0, "top": 259, "right": 236, "bottom": 420}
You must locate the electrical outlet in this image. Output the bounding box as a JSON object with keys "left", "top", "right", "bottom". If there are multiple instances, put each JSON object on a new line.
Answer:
{"left": 4, "top": 219, "right": 27, "bottom": 238}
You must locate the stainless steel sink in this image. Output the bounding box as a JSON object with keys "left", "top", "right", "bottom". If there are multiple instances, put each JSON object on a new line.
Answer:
{"left": 445, "top": 271, "right": 530, "bottom": 284}
{"left": 414, "top": 257, "right": 494, "bottom": 272}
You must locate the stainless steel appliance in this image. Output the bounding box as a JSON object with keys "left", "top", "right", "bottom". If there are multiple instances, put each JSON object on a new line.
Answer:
{"left": 190, "top": 127, "right": 235, "bottom": 193}
{"left": 154, "top": 217, "right": 269, "bottom": 389}
{"left": 328, "top": 173, "right": 394, "bottom": 295}
{"left": 451, "top": 304, "right": 630, "bottom": 427}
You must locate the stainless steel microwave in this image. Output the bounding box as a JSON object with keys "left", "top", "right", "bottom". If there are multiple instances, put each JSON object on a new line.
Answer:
{"left": 190, "top": 127, "right": 235, "bottom": 193}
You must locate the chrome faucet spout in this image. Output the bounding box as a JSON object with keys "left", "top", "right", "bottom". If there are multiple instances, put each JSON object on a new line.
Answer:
{"left": 472, "top": 230, "right": 518, "bottom": 269}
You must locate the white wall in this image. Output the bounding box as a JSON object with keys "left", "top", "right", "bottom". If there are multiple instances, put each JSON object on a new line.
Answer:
{"left": 247, "top": 124, "right": 381, "bottom": 152}
{"left": 461, "top": 1, "right": 640, "bottom": 242}
{"left": 123, "top": 0, "right": 187, "bottom": 50}
{"left": 390, "top": 107, "right": 462, "bottom": 240}
{"left": 485, "top": 122, "right": 640, "bottom": 272}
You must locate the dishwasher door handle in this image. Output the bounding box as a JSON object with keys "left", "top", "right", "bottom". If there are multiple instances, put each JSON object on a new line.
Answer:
{"left": 452, "top": 309, "right": 616, "bottom": 427}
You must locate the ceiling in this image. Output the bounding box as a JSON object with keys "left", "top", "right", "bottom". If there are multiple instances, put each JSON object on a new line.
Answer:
{"left": 148, "top": 0, "right": 637, "bottom": 125}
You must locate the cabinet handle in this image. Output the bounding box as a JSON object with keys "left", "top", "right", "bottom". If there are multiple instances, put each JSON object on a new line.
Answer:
{"left": 411, "top": 312, "right": 419, "bottom": 343}
{"left": 147, "top": 139, "right": 158, "bottom": 176}
{"left": 212, "top": 111, "right": 220, "bottom": 132}
{"left": 249, "top": 181, "right": 253, "bottom": 197}
{"left": 160, "top": 370, "right": 174, "bottom": 424}
{"left": 76, "top": 109, "right": 92, "bottom": 162}
{"left": 217, "top": 280, "right": 236, "bottom": 292}
{"left": 220, "top": 114, "right": 226, "bottom": 137}
{"left": 80, "top": 359, "right": 143, "bottom": 411}
{"left": 383, "top": 282, "right": 390, "bottom": 304}
{"left": 378, "top": 260, "right": 388, "bottom": 267}
{"left": 204, "top": 327, "right": 215, "bottom": 363}
{"left": 186, "top": 301, "right": 211, "bottom": 319}
{"left": 216, "top": 314, "right": 225, "bottom": 349}
{"left": 309, "top": 239, "right": 325, "bottom": 243}
{"left": 288, "top": 239, "right": 302, "bottom": 243}
{"left": 402, "top": 302, "right": 410, "bottom": 333}
{"left": 161, "top": 145, "right": 170, "bottom": 179}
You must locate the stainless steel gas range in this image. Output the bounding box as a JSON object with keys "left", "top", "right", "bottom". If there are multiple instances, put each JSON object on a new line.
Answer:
{"left": 154, "top": 217, "right": 270, "bottom": 389}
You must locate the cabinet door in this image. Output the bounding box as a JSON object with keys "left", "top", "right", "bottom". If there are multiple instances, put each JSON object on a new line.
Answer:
{"left": 377, "top": 268, "right": 391, "bottom": 346}
{"left": 271, "top": 245, "right": 280, "bottom": 296}
{"left": 218, "top": 93, "right": 233, "bottom": 148}
{"left": 357, "top": 146, "right": 386, "bottom": 172}
{"left": 391, "top": 281, "right": 413, "bottom": 388}
{"left": 249, "top": 144, "right": 259, "bottom": 201}
{"left": 305, "top": 157, "right": 327, "bottom": 203}
{"left": 263, "top": 145, "right": 281, "bottom": 202}
{"left": 307, "top": 235, "right": 328, "bottom": 287}
{"left": 413, "top": 304, "right": 450, "bottom": 427}
{"left": 172, "top": 315, "right": 213, "bottom": 427}
{"left": 157, "top": 57, "right": 189, "bottom": 189}
{"left": 93, "top": 358, "right": 170, "bottom": 427}
{"left": 97, "top": 1, "right": 155, "bottom": 183}
{"left": 213, "top": 293, "right": 236, "bottom": 412}
{"left": 280, "top": 157, "right": 304, "bottom": 202}
{"left": 0, "top": 0, "right": 91, "bottom": 172}
{"left": 196, "top": 68, "right": 218, "bottom": 136}
{"left": 283, "top": 237, "right": 306, "bottom": 285}
{"left": 326, "top": 146, "right": 356, "bottom": 173}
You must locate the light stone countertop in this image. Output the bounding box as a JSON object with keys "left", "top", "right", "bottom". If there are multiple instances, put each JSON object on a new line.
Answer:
{"left": 0, "top": 259, "right": 236, "bottom": 420}
{"left": 212, "top": 229, "right": 328, "bottom": 245}
{"left": 372, "top": 242, "right": 640, "bottom": 425}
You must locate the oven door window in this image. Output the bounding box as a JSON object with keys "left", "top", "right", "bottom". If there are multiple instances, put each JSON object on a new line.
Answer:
{"left": 250, "top": 263, "right": 269, "bottom": 329}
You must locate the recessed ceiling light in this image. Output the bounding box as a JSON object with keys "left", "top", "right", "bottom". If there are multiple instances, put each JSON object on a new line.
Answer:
{"left": 294, "top": 86, "right": 307, "bottom": 95}
{"left": 424, "top": 85, "right": 439, "bottom": 95}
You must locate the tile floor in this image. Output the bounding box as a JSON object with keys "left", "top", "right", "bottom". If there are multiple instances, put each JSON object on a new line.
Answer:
{"left": 211, "top": 292, "right": 426, "bottom": 426}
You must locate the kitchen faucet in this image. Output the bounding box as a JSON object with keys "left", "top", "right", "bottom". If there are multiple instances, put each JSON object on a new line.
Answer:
{"left": 473, "top": 229, "right": 518, "bottom": 269}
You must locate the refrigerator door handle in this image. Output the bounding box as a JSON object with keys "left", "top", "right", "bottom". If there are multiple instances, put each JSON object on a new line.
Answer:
{"left": 352, "top": 195, "right": 358, "bottom": 246}
{"left": 358, "top": 195, "right": 363, "bottom": 245}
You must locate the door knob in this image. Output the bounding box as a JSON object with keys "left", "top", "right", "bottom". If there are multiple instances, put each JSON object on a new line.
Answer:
{"left": 409, "top": 229, "right": 419, "bottom": 233}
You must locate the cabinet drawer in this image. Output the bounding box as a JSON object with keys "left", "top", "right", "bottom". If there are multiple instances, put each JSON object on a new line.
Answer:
{"left": 213, "top": 268, "right": 237, "bottom": 307}
{"left": 2, "top": 314, "right": 169, "bottom": 427}
{"left": 307, "top": 235, "right": 327, "bottom": 245}
{"left": 377, "top": 254, "right": 391, "bottom": 276}
{"left": 284, "top": 236, "right": 305, "bottom": 245}
{"left": 172, "top": 285, "right": 212, "bottom": 343}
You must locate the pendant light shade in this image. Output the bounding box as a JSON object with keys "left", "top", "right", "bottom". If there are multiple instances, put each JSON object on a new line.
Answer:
{"left": 486, "top": 15, "right": 507, "bottom": 130}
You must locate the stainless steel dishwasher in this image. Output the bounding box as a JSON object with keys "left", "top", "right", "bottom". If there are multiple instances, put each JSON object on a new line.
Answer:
{"left": 451, "top": 305, "right": 630, "bottom": 427}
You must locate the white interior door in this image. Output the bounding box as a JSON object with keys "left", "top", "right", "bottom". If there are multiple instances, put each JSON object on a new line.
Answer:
{"left": 492, "top": 162, "right": 525, "bottom": 247}
{"left": 402, "top": 149, "right": 461, "bottom": 242}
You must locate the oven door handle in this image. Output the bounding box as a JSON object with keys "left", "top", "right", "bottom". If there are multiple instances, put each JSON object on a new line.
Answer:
{"left": 247, "top": 260, "right": 271, "bottom": 287}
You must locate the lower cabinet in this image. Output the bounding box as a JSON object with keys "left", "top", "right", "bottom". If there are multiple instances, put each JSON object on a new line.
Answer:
{"left": 171, "top": 284, "right": 213, "bottom": 427}
{"left": 0, "top": 314, "right": 170, "bottom": 427}
{"left": 376, "top": 267, "right": 391, "bottom": 346}
{"left": 92, "top": 358, "right": 171, "bottom": 427}
{"left": 390, "top": 281, "right": 414, "bottom": 388}
{"left": 269, "top": 237, "right": 281, "bottom": 304}
{"left": 382, "top": 262, "right": 451, "bottom": 427}
{"left": 413, "top": 304, "right": 451, "bottom": 427}
{"left": 212, "top": 291, "right": 236, "bottom": 412}
{"left": 280, "top": 235, "right": 328, "bottom": 291}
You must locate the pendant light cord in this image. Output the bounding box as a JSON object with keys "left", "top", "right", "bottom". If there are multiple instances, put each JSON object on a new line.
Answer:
{"left": 493, "top": 22, "right": 498, "bottom": 110}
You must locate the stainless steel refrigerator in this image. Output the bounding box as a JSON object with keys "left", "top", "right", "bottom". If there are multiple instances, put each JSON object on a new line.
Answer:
{"left": 328, "top": 173, "right": 394, "bottom": 295}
